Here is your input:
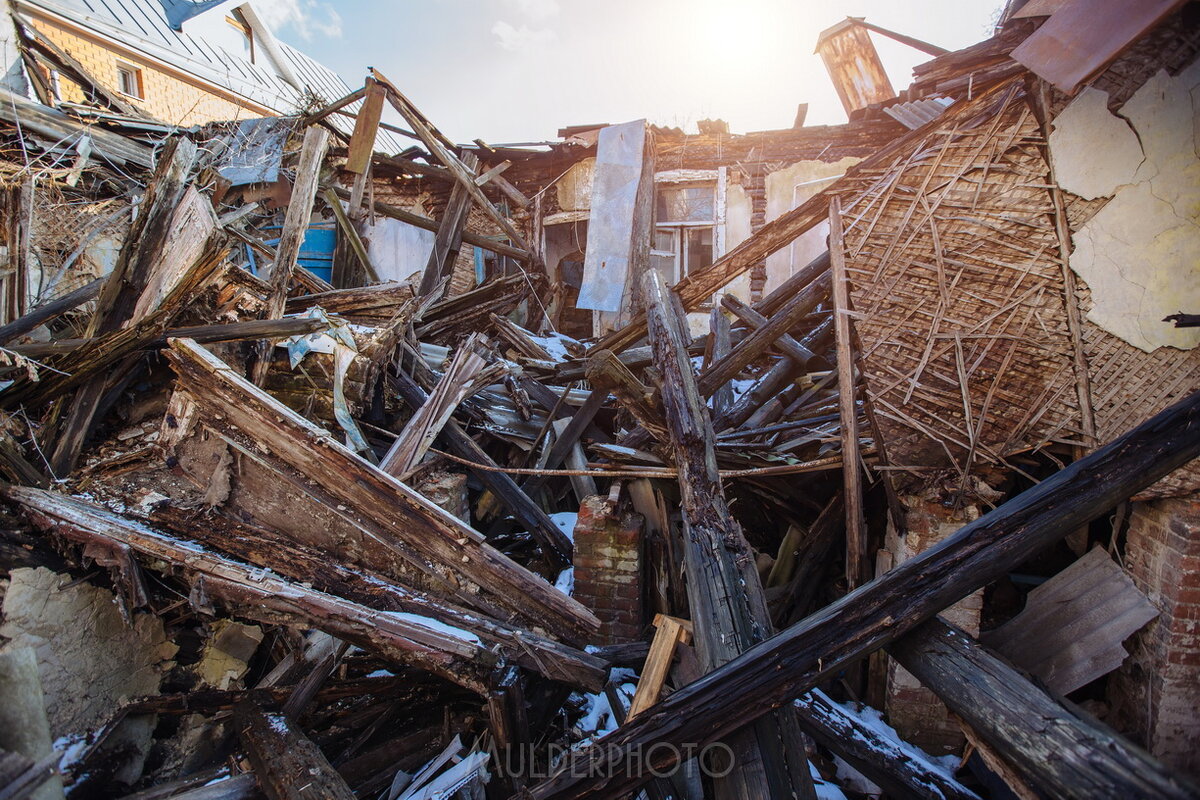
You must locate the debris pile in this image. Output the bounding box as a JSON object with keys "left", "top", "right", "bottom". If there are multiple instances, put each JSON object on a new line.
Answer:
{"left": 0, "top": 5, "right": 1197, "bottom": 800}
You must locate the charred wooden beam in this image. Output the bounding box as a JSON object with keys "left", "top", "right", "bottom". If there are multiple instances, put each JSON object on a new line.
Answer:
{"left": 643, "top": 268, "right": 815, "bottom": 800}
{"left": 165, "top": 338, "right": 597, "bottom": 643}
{"left": 234, "top": 701, "right": 356, "bottom": 800}
{"left": 528, "top": 389, "right": 1200, "bottom": 799}
{"left": 887, "top": 617, "right": 1198, "bottom": 800}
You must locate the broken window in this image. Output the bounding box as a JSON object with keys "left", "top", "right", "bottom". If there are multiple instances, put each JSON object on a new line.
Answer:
{"left": 652, "top": 182, "right": 716, "bottom": 285}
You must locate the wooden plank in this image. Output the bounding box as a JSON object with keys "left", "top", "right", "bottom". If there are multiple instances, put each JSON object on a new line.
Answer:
{"left": 8, "top": 488, "right": 498, "bottom": 694}
{"left": 829, "top": 196, "right": 866, "bottom": 588}
{"left": 1010, "top": 0, "right": 1185, "bottom": 93}
{"left": 388, "top": 370, "right": 573, "bottom": 570}
{"left": 0, "top": 276, "right": 103, "bottom": 345}
{"left": 345, "top": 78, "right": 386, "bottom": 175}
{"left": 166, "top": 338, "right": 597, "bottom": 642}
{"left": 525, "top": 388, "right": 1200, "bottom": 799}
{"left": 626, "top": 615, "right": 691, "bottom": 720}
{"left": 0, "top": 87, "right": 154, "bottom": 169}
{"left": 322, "top": 187, "right": 381, "bottom": 283}
{"left": 234, "top": 702, "right": 357, "bottom": 800}
{"left": 330, "top": 186, "right": 528, "bottom": 261}
{"left": 889, "top": 616, "right": 1197, "bottom": 800}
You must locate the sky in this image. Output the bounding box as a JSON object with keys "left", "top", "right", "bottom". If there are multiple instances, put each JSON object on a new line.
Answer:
{"left": 256, "top": 0, "right": 1005, "bottom": 145}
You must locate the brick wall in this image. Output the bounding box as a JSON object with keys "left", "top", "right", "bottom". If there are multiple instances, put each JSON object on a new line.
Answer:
{"left": 571, "top": 495, "right": 644, "bottom": 645}
{"left": 29, "top": 15, "right": 269, "bottom": 126}
{"left": 883, "top": 490, "right": 984, "bottom": 755}
{"left": 1110, "top": 493, "right": 1200, "bottom": 777}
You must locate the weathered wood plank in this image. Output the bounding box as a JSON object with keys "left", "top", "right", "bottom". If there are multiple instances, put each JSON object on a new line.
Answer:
{"left": 234, "top": 702, "right": 356, "bottom": 800}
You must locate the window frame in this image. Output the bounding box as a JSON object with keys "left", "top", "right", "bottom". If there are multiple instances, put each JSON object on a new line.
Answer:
{"left": 115, "top": 62, "right": 143, "bottom": 99}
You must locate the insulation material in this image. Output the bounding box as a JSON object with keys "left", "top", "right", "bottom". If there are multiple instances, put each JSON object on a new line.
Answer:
{"left": 1067, "top": 66, "right": 1200, "bottom": 353}
{"left": 0, "top": 567, "right": 177, "bottom": 738}
{"left": 836, "top": 82, "right": 1080, "bottom": 480}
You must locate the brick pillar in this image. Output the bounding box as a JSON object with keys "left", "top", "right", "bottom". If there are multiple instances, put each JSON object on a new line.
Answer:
{"left": 571, "top": 495, "right": 644, "bottom": 645}
{"left": 883, "top": 490, "right": 984, "bottom": 755}
{"left": 1110, "top": 493, "right": 1200, "bottom": 777}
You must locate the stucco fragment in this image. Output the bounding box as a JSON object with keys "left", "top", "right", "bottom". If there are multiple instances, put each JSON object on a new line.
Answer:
{"left": 1068, "top": 66, "right": 1200, "bottom": 352}
{"left": 1049, "top": 87, "right": 1144, "bottom": 200}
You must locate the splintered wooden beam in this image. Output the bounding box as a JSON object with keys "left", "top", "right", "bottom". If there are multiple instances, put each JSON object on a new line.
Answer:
{"left": 527, "top": 390, "right": 1200, "bottom": 799}
{"left": 370, "top": 69, "right": 533, "bottom": 257}
{"left": 252, "top": 125, "right": 330, "bottom": 385}
{"left": 7, "top": 488, "right": 498, "bottom": 695}
{"left": 165, "top": 338, "right": 598, "bottom": 644}
{"left": 888, "top": 617, "right": 1199, "bottom": 800}
{"left": 322, "top": 188, "right": 381, "bottom": 283}
{"left": 0, "top": 275, "right": 104, "bottom": 345}
{"left": 301, "top": 85, "right": 366, "bottom": 128}
{"left": 417, "top": 151, "right": 478, "bottom": 297}
{"left": 585, "top": 350, "right": 668, "bottom": 441}
{"left": 234, "top": 702, "right": 357, "bottom": 800}
{"left": 829, "top": 197, "right": 866, "bottom": 588}
{"left": 642, "top": 269, "right": 816, "bottom": 800}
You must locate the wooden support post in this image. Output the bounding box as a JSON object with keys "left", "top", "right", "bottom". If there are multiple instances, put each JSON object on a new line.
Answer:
{"left": 829, "top": 196, "right": 866, "bottom": 589}
{"left": 252, "top": 125, "right": 330, "bottom": 386}
{"left": 526, "top": 389, "right": 1200, "bottom": 800}
{"left": 642, "top": 269, "right": 816, "bottom": 800}
{"left": 418, "top": 152, "right": 478, "bottom": 298}
{"left": 626, "top": 615, "right": 692, "bottom": 720}
{"left": 234, "top": 701, "right": 357, "bottom": 800}
{"left": 887, "top": 617, "right": 1198, "bottom": 800}
{"left": 322, "top": 188, "right": 380, "bottom": 284}
{"left": 708, "top": 305, "right": 734, "bottom": 418}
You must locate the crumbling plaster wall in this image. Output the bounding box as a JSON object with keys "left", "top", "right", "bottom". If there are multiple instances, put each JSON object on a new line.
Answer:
{"left": 1051, "top": 63, "right": 1200, "bottom": 353}
{"left": 762, "top": 157, "right": 861, "bottom": 297}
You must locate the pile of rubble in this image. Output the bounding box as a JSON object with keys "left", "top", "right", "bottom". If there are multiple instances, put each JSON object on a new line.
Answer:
{"left": 0, "top": 8, "right": 1198, "bottom": 800}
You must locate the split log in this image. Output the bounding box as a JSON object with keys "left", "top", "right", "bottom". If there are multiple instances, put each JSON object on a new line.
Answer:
{"left": 7, "top": 488, "right": 501, "bottom": 694}
{"left": 527, "top": 388, "right": 1200, "bottom": 799}
{"left": 165, "top": 338, "right": 597, "bottom": 643}
{"left": 887, "top": 616, "right": 1198, "bottom": 800}
{"left": 643, "top": 268, "right": 815, "bottom": 800}
{"left": 234, "top": 701, "right": 356, "bottom": 800}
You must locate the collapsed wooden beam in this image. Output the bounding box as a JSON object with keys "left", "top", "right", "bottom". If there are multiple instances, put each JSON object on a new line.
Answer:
{"left": 527, "top": 389, "right": 1200, "bottom": 798}
{"left": 164, "top": 338, "right": 599, "bottom": 644}
{"left": 234, "top": 701, "right": 357, "bottom": 800}
{"left": 642, "top": 269, "right": 816, "bottom": 800}
{"left": 0, "top": 275, "right": 104, "bottom": 346}
{"left": 6, "top": 488, "right": 498, "bottom": 694}
{"left": 887, "top": 617, "right": 1199, "bottom": 800}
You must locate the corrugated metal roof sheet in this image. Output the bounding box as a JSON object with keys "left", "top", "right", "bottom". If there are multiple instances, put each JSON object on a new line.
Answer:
{"left": 881, "top": 96, "right": 954, "bottom": 130}
{"left": 20, "top": 0, "right": 404, "bottom": 151}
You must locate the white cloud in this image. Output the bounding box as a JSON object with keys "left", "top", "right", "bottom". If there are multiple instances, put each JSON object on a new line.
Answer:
{"left": 504, "top": 0, "right": 560, "bottom": 22}
{"left": 491, "top": 20, "right": 556, "bottom": 52}
{"left": 253, "top": 0, "right": 343, "bottom": 40}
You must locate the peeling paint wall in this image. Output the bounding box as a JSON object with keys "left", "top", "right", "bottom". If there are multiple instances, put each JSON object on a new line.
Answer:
{"left": 1053, "top": 63, "right": 1200, "bottom": 353}
{"left": 763, "top": 157, "right": 861, "bottom": 297}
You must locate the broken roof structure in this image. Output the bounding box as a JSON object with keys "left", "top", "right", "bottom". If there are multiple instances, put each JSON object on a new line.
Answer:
{"left": 0, "top": 1, "right": 1197, "bottom": 798}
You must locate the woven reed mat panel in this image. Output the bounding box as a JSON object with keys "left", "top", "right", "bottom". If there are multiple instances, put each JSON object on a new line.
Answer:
{"left": 834, "top": 82, "right": 1082, "bottom": 487}
{"left": 1077, "top": 286, "right": 1200, "bottom": 501}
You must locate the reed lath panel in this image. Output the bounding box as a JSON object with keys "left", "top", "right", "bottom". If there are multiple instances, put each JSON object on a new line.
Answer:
{"left": 837, "top": 83, "right": 1082, "bottom": 487}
